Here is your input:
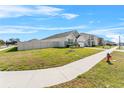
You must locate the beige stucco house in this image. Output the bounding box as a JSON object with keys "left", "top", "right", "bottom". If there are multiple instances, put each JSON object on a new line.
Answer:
{"left": 17, "top": 30, "right": 106, "bottom": 50}
{"left": 17, "top": 30, "right": 80, "bottom": 50}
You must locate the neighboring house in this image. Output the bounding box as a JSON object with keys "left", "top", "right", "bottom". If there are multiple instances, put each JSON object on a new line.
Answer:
{"left": 91, "top": 35, "right": 99, "bottom": 46}
{"left": 77, "top": 33, "right": 100, "bottom": 47}
{"left": 18, "top": 30, "right": 80, "bottom": 50}
{"left": 120, "top": 43, "right": 124, "bottom": 46}
{"left": 104, "top": 40, "right": 117, "bottom": 46}
{"left": 97, "top": 37, "right": 105, "bottom": 46}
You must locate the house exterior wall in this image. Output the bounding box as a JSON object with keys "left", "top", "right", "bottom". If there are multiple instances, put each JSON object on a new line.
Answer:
{"left": 18, "top": 38, "right": 66, "bottom": 50}
{"left": 78, "top": 42, "right": 85, "bottom": 47}
{"left": 17, "top": 33, "right": 77, "bottom": 50}
{"left": 17, "top": 42, "right": 24, "bottom": 50}
{"left": 65, "top": 33, "right": 77, "bottom": 46}
{"left": 65, "top": 33, "right": 76, "bottom": 42}
{"left": 77, "top": 34, "right": 100, "bottom": 47}
{"left": 97, "top": 38, "right": 104, "bottom": 46}
{"left": 93, "top": 36, "right": 99, "bottom": 46}
{"left": 77, "top": 34, "right": 90, "bottom": 47}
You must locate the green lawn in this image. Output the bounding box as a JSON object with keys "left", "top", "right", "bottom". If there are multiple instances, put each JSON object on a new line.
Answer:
{"left": 51, "top": 51, "right": 124, "bottom": 88}
{"left": 0, "top": 47, "right": 102, "bottom": 71}
{"left": 95, "top": 45, "right": 116, "bottom": 49}
{"left": 117, "top": 46, "right": 124, "bottom": 50}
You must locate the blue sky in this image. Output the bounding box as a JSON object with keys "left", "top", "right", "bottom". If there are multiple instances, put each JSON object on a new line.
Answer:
{"left": 0, "top": 5, "right": 124, "bottom": 42}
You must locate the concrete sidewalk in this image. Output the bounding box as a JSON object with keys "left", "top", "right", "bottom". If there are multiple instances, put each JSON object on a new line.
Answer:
{"left": 115, "top": 49, "right": 124, "bottom": 52}
{"left": 0, "top": 47, "right": 117, "bottom": 88}
{"left": 0, "top": 46, "right": 15, "bottom": 51}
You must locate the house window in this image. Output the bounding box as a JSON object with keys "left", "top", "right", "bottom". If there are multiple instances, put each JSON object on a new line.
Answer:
{"left": 65, "top": 39, "right": 76, "bottom": 47}
{"left": 68, "top": 39, "right": 73, "bottom": 45}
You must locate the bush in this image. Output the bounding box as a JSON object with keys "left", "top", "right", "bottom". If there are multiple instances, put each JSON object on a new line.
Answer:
{"left": 6, "top": 47, "right": 17, "bottom": 52}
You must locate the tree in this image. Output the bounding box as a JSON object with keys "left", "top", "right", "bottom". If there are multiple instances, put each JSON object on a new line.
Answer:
{"left": 9, "top": 38, "right": 20, "bottom": 42}
{"left": 6, "top": 38, "right": 20, "bottom": 45}
{"left": 0, "top": 40, "right": 5, "bottom": 45}
{"left": 15, "top": 38, "right": 20, "bottom": 42}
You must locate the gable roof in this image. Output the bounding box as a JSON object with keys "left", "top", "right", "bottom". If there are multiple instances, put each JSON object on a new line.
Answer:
{"left": 80, "top": 33, "right": 96, "bottom": 37}
{"left": 80, "top": 33, "right": 100, "bottom": 38}
{"left": 80, "top": 33, "right": 90, "bottom": 36}
{"left": 43, "top": 30, "right": 79, "bottom": 40}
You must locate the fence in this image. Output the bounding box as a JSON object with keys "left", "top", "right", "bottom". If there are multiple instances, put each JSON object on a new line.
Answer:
{"left": 17, "top": 40, "right": 65, "bottom": 50}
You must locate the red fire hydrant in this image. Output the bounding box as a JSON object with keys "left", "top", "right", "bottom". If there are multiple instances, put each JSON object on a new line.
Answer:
{"left": 106, "top": 53, "right": 112, "bottom": 64}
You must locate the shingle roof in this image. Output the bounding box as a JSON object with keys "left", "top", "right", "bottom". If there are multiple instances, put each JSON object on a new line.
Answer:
{"left": 43, "top": 30, "right": 79, "bottom": 40}
{"left": 80, "top": 33, "right": 100, "bottom": 38}
{"left": 80, "top": 33, "right": 90, "bottom": 36}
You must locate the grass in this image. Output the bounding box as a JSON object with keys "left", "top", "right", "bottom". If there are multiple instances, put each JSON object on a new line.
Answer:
{"left": 51, "top": 51, "right": 124, "bottom": 88}
{"left": 95, "top": 45, "right": 116, "bottom": 49}
{"left": 0, "top": 47, "right": 102, "bottom": 71}
{"left": 117, "top": 46, "right": 124, "bottom": 50}
{"left": 6, "top": 47, "right": 18, "bottom": 52}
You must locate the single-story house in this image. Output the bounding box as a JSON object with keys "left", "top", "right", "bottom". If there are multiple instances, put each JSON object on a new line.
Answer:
{"left": 18, "top": 30, "right": 110, "bottom": 50}
{"left": 104, "top": 40, "right": 117, "bottom": 46}
{"left": 120, "top": 43, "right": 124, "bottom": 46}
{"left": 97, "top": 37, "right": 105, "bottom": 46}
{"left": 18, "top": 30, "right": 80, "bottom": 50}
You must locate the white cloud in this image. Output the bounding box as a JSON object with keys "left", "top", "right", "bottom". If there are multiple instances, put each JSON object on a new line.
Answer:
{"left": 0, "top": 5, "right": 78, "bottom": 20}
{"left": 0, "top": 6, "right": 32, "bottom": 18}
{"left": 117, "top": 22, "right": 124, "bottom": 26}
{"left": 61, "top": 13, "right": 79, "bottom": 20}
{"left": 0, "top": 25, "right": 86, "bottom": 34}
{"left": 0, "top": 25, "right": 38, "bottom": 34}
{"left": 87, "top": 13, "right": 94, "bottom": 15}
{"left": 119, "top": 18, "right": 124, "bottom": 21}
{"left": 89, "top": 20, "right": 101, "bottom": 24}
{"left": 88, "top": 27, "right": 124, "bottom": 43}
{"left": 89, "top": 21, "right": 94, "bottom": 24}
{"left": 38, "top": 25, "right": 86, "bottom": 30}
{"left": 105, "top": 33, "right": 124, "bottom": 43}
{"left": 89, "top": 27, "right": 124, "bottom": 34}
{"left": 97, "top": 20, "right": 101, "bottom": 23}
{"left": 36, "top": 6, "right": 63, "bottom": 16}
